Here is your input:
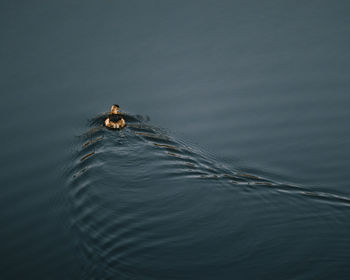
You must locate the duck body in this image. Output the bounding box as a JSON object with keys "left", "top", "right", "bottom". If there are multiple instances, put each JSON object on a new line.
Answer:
{"left": 105, "top": 114, "right": 126, "bottom": 129}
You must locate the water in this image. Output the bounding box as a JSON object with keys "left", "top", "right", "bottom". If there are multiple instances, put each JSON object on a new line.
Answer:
{"left": 1, "top": 1, "right": 350, "bottom": 279}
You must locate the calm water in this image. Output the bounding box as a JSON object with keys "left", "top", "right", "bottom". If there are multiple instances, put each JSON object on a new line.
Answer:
{"left": 1, "top": 1, "right": 350, "bottom": 279}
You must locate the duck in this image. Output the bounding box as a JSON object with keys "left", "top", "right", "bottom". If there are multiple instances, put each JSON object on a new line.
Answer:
{"left": 104, "top": 104, "right": 126, "bottom": 129}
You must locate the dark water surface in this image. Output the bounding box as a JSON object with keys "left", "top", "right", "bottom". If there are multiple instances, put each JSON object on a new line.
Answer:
{"left": 1, "top": 1, "right": 350, "bottom": 279}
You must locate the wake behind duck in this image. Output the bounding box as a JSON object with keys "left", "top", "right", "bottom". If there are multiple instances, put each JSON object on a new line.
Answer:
{"left": 66, "top": 105, "right": 350, "bottom": 280}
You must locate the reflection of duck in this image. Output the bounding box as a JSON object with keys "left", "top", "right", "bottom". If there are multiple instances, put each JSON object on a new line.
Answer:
{"left": 104, "top": 104, "right": 126, "bottom": 129}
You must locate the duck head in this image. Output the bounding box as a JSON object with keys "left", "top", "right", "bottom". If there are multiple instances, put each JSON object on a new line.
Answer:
{"left": 110, "top": 104, "right": 120, "bottom": 114}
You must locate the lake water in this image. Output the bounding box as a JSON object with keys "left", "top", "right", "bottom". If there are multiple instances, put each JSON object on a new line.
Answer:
{"left": 1, "top": 1, "right": 350, "bottom": 279}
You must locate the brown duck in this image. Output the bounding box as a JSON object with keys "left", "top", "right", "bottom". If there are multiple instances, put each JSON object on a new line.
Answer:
{"left": 104, "top": 104, "right": 126, "bottom": 129}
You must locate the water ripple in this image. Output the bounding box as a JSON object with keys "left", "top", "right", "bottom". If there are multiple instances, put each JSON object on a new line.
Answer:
{"left": 67, "top": 112, "right": 350, "bottom": 279}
